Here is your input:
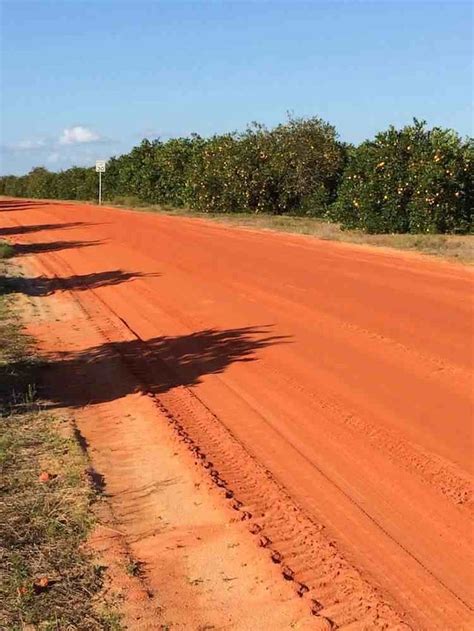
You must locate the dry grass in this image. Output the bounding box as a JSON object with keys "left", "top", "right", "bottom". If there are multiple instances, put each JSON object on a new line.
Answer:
{"left": 110, "top": 197, "right": 474, "bottom": 265}
{"left": 0, "top": 259, "right": 121, "bottom": 630}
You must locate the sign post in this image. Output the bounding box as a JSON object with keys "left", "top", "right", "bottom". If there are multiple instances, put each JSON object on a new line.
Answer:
{"left": 95, "top": 160, "right": 106, "bottom": 205}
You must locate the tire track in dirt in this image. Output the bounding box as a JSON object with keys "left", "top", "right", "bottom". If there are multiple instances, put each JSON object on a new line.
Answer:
{"left": 79, "top": 250, "right": 471, "bottom": 518}
{"left": 130, "top": 277, "right": 472, "bottom": 509}
{"left": 35, "top": 251, "right": 409, "bottom": 629}
{"left": 16, "top": 270, "right": 317, "bottom": 630}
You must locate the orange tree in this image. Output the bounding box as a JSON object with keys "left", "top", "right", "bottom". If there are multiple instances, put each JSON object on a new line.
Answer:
{"left": 154, "top": 134, "right": 205, "bottom": 207}
{"left": 1, "top": 117, "right": 470, "bottom": 234}
{"left": 407, "top": 128, "right": 472, "bottom": 233}
{"left": 54, "top": 167, "right": 96, "bottom": 201}
{"left": 0, "top": 175, "right": 28, "bottom": 197}
{"left": 332, "top": 120, "right": 472, "bottom": 233}
{"left": 259, "top": 117, "right": 346, "bottom": 215}
{"left": 186, "top": 132, "right": 241, "bottom": 212}
{"left": 186, "top": 116, "right": 346, "bottom": 215}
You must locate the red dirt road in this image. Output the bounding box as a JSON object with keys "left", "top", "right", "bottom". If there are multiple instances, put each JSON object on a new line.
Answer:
{"left": 2, "top": 198, "right": 473, "bottom": 630}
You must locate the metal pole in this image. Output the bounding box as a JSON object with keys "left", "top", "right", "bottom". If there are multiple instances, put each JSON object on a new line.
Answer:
{"left": 99, "top": 171, "right": 102, "bottom": 205}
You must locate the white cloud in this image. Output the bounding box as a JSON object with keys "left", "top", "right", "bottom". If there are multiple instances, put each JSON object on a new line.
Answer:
{"left": 59, "top": 125, "right": 101, "bottom": 145}
{"left": 9, "top": 139, "right": 46, "bottom": 151}
{"left": 1, "top": 126, "right": 123, "bottom": 175}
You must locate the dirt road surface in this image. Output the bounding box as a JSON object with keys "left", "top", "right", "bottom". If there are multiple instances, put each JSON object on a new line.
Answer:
{"left": 2, "top": 198, "right": 473, "bottom": 630}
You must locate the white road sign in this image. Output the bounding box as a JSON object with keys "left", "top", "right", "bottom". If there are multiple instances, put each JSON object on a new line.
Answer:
{"left": 96, "top": 160, "right": 106, "bottom": 204}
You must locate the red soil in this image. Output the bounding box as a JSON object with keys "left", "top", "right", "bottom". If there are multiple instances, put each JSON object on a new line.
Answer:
{"left": 2, "top": 198, "right": 473, "bottom": 630}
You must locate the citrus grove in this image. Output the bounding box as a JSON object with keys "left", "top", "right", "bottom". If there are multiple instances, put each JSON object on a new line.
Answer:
{"left": 1, "top": 117, "right": 472, "bottom": 234}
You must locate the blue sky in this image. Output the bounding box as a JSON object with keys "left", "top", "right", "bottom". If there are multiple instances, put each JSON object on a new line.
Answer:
{"left": 1, "top": 0, "right": 472, "bottom": 175}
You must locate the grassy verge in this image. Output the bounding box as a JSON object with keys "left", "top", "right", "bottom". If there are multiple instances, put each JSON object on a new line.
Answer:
{"left": 109, "top": 196, "right": 474, "bottom": 265}
{"left": 0, "top": 241, "right": 15, "bottom": 260}
{"left": 0, "top": 247, "right": 121, "bottom": 630}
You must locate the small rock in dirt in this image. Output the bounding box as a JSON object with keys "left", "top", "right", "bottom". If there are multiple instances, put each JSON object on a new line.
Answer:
{"left": 33, "top": 576, "right": 50, "bottom": 593}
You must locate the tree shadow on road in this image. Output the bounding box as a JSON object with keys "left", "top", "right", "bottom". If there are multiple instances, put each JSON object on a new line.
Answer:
{"left": 0, "top": 225, "right": 289, "bottom": 414}
{"left": 0, "top": 200, "right": 54, "bottom": 211}
{"left": 0, "top": 222, "right": 91, "bottom": 237}
{"left": 13, "top": 240, "right": 102, "bottom": 256}
{"left": 41, "top": 325, "right": 289, "bottom": 408}
{"left": 0, "top": 269, "right": 159, "bottom": 297}
{"left": 0, "top": 268, "right": 161, "bottom": 407}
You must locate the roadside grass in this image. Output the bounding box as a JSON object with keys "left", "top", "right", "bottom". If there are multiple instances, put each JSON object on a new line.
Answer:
{"left": 109, "top": 197, "right": 474, "bottom": 265}
{"left": 0, "top": 241, "right": 15, "bottom": 259}
{"left": 0, "top": 249, "right": 121, "bottom": 630}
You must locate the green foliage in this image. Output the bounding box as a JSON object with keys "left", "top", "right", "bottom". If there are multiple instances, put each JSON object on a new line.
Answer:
{"left": 187, "top": 133, "right": 242, "bottom": 212}
{"left": 53, "top": 166, "right": 97, "bottom": 201}
{"left": 332, "top": 120, "right": 472, "bottom": 234}
{"left": 0, "top": 174, "right": 28, "bottom": 197}
{"left": 0, "top": 166, "right": 96, "bottom": 202}
{"left": 24, "top": 167, "right": 55, "bottom": 199}
{"left": 0, "top": 117, "right": 471, "bottom": 234}
{"left": 0, "top": 242, "right": 15, "bottom": 259}
{"left": 186, "top": 118, "right": 345, "bottom": 215}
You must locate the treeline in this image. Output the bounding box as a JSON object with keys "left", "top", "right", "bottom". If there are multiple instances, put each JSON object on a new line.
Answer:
{"left": 1, "top": 117, "right": 472, "bottom": 234}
